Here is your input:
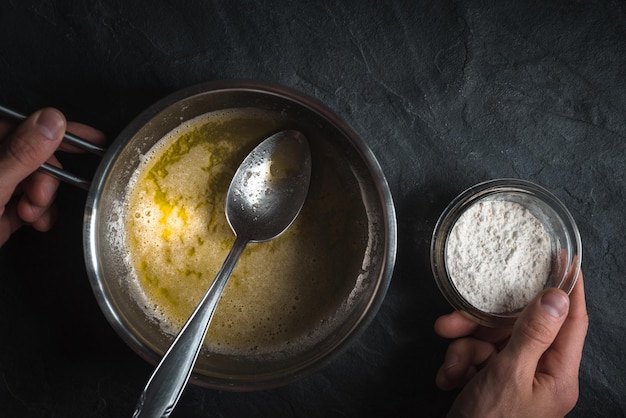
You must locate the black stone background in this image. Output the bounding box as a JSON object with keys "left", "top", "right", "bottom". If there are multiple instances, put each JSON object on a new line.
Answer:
{"left": 0, "top": 1, "right": 624, "bottom": 417}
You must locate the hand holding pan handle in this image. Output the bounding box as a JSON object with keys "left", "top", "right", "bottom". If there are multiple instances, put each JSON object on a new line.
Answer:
{"left": 0, "top": 104, "right": 107, "bottom": 190}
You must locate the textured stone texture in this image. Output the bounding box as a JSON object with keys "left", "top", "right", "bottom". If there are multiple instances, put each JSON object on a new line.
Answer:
{"left": 0, "top": 1, "right": 624, "bottom": 417}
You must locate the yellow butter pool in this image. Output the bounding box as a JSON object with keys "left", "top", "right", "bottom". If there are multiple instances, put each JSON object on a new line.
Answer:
{"left": 123, "top": 108, "right": 368, "bottom": 355}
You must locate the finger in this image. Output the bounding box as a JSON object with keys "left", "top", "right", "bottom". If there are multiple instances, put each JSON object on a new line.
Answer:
{"left": 501, "top": 287, "right": 570, "bottom": 379}
{"left": 17, "top": 155, "right": 62, "bottom": 223}
{"left": 434, "top": 311, "right": 480, "bottom": 338}
{"left": 58, "top": 121, "right": 106, "bottom": 153}
{"left": 434, "top": 311, "right": 512, "bottom": 344}
{"left": 537, "top": 270, "right": 588, "bottom": 379}
{"left": 0, "top": 108, "right": 66, "bottom": 207}
{"left": 436, "top": 337, "right": 497, "bottom": 390}
{"left": 17, "top": 175, "right": 59, "bottom": 224}
{"left": 30, "top": 203, "right": 58, "bottom": 232}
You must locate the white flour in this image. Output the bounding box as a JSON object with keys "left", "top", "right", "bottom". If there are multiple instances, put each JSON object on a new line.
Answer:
{"left": 446, "top": 199, "right": 552, "bottom": 313}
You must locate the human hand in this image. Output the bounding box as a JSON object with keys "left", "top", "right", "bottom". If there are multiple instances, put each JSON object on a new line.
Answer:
{"left": 0, "top": 108, "right": 105, "bottom": 247}
{"left": 434, "top": 271, "right": 588, "bottom": 418}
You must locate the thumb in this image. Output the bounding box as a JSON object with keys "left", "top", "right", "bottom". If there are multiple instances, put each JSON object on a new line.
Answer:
{"left": 502, "top": 288, "right": 570, "bottom": 373}
{"left": 0, "top": 108, "right": 66, "bottom": 204}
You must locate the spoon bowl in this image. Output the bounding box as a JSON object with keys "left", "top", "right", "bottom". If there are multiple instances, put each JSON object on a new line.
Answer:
{"left": 227, "top": 130, "right": 311, "bottom": 242}
{"left": 133, "top": 130, "right": 311, "bottom": 418}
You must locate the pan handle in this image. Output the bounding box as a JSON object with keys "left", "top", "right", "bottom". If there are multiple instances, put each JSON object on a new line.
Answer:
{"left": 0, "top": 104, "right": 107, "bottom": 191}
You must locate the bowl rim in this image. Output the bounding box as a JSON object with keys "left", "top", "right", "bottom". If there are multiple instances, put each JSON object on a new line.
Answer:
{"left": 430, "top": 178, "right": 582, "bottom": 327}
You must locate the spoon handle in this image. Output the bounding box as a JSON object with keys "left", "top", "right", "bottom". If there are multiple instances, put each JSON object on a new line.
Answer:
{"left": 133, "top": 236, "right": 249, "bottom": 418}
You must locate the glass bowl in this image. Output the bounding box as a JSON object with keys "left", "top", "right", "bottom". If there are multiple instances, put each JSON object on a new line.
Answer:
{"left": 430, "top": 178, "right": 582, "bottom": 327}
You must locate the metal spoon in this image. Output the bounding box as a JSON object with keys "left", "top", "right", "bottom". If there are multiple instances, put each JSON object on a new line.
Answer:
{"left": 133, "top": 130, "right": 312, "bottom": 418}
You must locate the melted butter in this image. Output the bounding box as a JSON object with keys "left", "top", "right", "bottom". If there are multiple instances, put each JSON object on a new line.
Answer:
{"left": 124, "top": 109, "right": 368, "bottom": 355}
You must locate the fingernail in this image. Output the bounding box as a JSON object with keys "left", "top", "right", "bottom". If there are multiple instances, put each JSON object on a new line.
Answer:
{"left": 541, "top": 291, "right": 569, "bottom": 318}
{"left": 35, "top": 109, "right": 65, "bottom": 141}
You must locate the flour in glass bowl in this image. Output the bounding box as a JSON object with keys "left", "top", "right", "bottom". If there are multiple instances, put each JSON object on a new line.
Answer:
{"left": 445, "top": 199, "right": 552, "bottom": 313}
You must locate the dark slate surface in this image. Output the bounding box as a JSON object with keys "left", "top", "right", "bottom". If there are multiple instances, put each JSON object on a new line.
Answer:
{"left": 0, "top": 1, "right": 624, "bottom": 417}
